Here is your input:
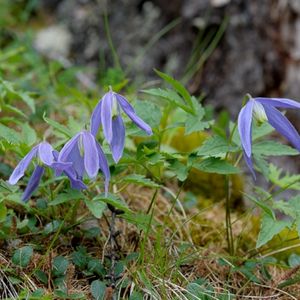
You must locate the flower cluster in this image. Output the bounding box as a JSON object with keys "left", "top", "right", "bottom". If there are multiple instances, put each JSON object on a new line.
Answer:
{"left": 238, "top": 97, "right": 300, "bottom": 177}
{"left": 8, "top": 90, "right": 152, "bottom": 201}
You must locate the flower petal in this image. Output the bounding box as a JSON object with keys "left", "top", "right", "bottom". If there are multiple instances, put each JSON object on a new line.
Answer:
{"left": 90, "top": 99, "right": 102, "bottom": 136}
{"left": 64, "top": 167, "right": 87, "bottom": 190}
{"left": 263, "top": 105, "right": 300, "bottom": 152}
{"left": 8, "top": 146, "right": 38, "bottom": 185}
{"left": 82, "top": 131, "right": 99, "bottom": 178}
{"left": 238, "top": 99, "right": 254, "bottom": 157}
{"left": 22, "top": 165, "right": 44, "bottom": 202}
{"left": 96, "top": 141, "right": 110, "bottom": 196}
{"left": 256, "top": 97, "right": 300, "bottom": 109}
{"left": 243, "top": 152, "right": 256, "bottom": 180}
{"left": 58, "top": 133, "right": 81, "bottom": 162}
{"left": 111, "top": 115, "right": 125, "bottom": 163}
{"left": 38, "top": 142, "right": 54, "bottom": 166}
{"left": 116, "top": 94, "right": 152, "bottom": 135}
{"left": 101, "top": 91, "right": 113, "bottom": 143}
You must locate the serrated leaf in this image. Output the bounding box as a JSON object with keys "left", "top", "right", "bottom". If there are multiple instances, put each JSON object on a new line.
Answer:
{"left": 197, "top": 135, "right": 238, "bottom": 157}
{"left": 268, "top": 164, "right": 300, "bottom": 190}
{"left": 12, "top": 246, "right": 33, "bottom": 267}
{"left": 123, "top": 174, "right": 160, "bottom": 188}
{"left": 253, "top": 141, "right": 299, "bottom": 156}
{"left": 168, "top": 160, "right": 189, "bottom": 181}
{"left": 256, "top": 214, "right": 292, "bottom": 248}
{"left": 90, "top": 280, "right": 106, "bottom": 300}
{"left": 194, "top": 157, "right": 239, "bottom": 174}
{"left": 3, "top": 104, "right": 28, "bottom": 118}
{"left": 43, "top": 114, "right": 72, "bottom": 138}
{"left": 0, "top": 123, "right": 21, "bottom": 144}
{"left": 84, "top": 199, "right": 106, "bottom": 219}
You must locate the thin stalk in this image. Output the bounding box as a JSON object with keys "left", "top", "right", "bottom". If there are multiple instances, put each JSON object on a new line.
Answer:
{"left": 225, "top": 175, "right": 234, "bottom": 256}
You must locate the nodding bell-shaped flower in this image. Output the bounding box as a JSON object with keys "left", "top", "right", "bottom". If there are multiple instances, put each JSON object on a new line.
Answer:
{"left": 56, "top": 130, "right": 110, "bottom": 194}
{"left": 238, "top": 97, "right": 300, "bottom": 178}
{"left": 90, "top": 89, "right": 152, "bottom": 163}
{"left": 8, "top": 141, "right": 71, "bottom": 201}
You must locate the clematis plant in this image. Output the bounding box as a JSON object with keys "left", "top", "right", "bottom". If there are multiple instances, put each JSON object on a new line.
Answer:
{"left": 8, "top": 141, "right": 73, "bottom": 201}
{"left": 238, "top": 96, "right": 300, "bottom": 177}
{"left": 56, "top": 130, "right": 110, "bottom": 195}
{"left": 90, "top": 89, "right": 153, "bottom": 163}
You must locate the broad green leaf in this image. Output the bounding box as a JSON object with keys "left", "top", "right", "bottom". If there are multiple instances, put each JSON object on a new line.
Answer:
{"left": 84, "top": 199, "right": 107, "bottom": 219}
{"left": 134, "top": 100, "right": 162, "bottom": 128}
{"left": 0, "top": 123, "right": 21, "bottom": 144}
{"left": 197, "top": 135, "right": 238, "bottom": 157}
{"left": 94, "top": 194, "right": 131, "bottom": 213}
{"left": 21, "top": 123, "right": 37, "bottom": 146}
{"left": 122, "top": 174, "right": 160, "bottom": 188}
{"left": 90, "top": 280, "right": 106, "bottom": 300}
{"left": 12, "top": 246, "right": 33, "bottom": 267}
{"left": 43, "top": 114, "right": 73, "bottom": 138}
{"left": 167, "top": 160, "right": 189, "bottom": 181}
{"left": 256, "top": 214, "right": 292, "bottom": 248}
{"left": 194, "top": 157, "right": 239, "bottom": 174}
{"left": 252, "top": 141, "right": 298, "bottom": 156}
{"left": 52, "top": 256, "right": 69, "bottom": 277}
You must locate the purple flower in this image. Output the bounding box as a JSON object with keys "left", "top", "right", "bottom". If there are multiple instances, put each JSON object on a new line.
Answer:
{"left": 8, "top": 142, "right": 70, "bottom": 201}
{"left": 238, "top": 97, "right": 300, "bottom": 178}
{"left": 56, "top": 131, "right": 110, "bottom": 194}
{"left": 91, "top": 90, "right": 152, "bottom": 162}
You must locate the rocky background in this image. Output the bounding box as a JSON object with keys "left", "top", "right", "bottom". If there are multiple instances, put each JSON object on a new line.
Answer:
{"left": 35, "top": 0, "right": 300, "bottom": 117}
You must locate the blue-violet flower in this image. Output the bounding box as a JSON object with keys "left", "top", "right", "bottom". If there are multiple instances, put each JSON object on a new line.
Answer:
{"left": 8, "top": 141, "right": 71, "bottom": 201}
{"left": 238, "top": 97, "right": 300, "bottom": 178}
{"left": 56, "top": 131, "right": 110, "bottom": 194}
{"left": 90, "top": 90, "right": 152, "bottom": 162}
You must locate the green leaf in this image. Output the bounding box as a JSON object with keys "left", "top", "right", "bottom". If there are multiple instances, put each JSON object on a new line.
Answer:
{"left": 197, "top": 135, "right": 238, "bottom": 157}
{"left": 142, "top": 88, "right": 191, "bottom": 113}
{"left": 94, "top": 194, "right": 131, "bottom": 213}
{"left": 12, "top": 246, "right": 33, "bottom": 267}
{"left": 121, "top": 212, "right": 152, "bottom": 231}
{"left": 288, "top": 196, "right": 300, "bottom": 236}
{"left": 268, "top": 164, "right": 300, "bottom": 190}
{"left": 3, "top": 103, "right": 28, "bottom": 118}
{"left": 0, "top": 123, "right": 21, "bottom": 144}
{"left": 122, "top": 174, "right": 160, "bottom": 188}
{"left": 253, "top": 141, "right": 299, "bottom": 156}
{"left": 84, "top": 199, "right": 107, "bottom": 219}
{"left": 20, "top": 123, "right": 37, "bottom": 146}
{"left": 0, "top": 201, "right": 7, "bottom": 222}
{"left": 288, "top": 253, "right": 300, "bottom": 267}
{"left": 167, "top": 160, "right": 189, "bottom": 181}
{"left": 256, "top": 214, "right": 292, "bottom": 248}
{"left": 154, "top": 69, "right": 193, "bottom": 109}
{"left": 43, "top": 113, "right": 73, "bottom": 138}
{"left": 34, "top": 270, "right": 48, "bottom": 284}
{"left": 52, "top": 256, "right": 69, "bottom": 277}
{"left": 90, "top": 280, "right": 106, "bottom": 300}
{"left": 194, "top": 157, "right": 239, "bottom": 174}
{"left": 244, "top": 194, "right": 275, "bottom": 219}
{"left": 134, "top": 100, "right": 162, "bottom": 128}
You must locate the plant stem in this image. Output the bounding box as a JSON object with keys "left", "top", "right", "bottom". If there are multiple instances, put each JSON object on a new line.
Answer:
{"left": 225, "top": 175, "right": 234, "bottom": 256}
